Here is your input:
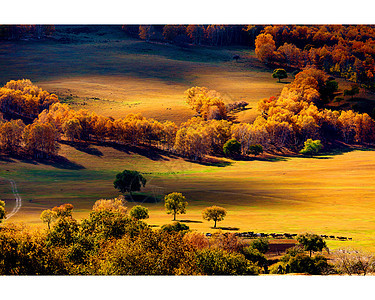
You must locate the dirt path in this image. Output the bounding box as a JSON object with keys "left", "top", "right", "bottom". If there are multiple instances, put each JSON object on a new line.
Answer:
{"left": 1, "top": 179, "right": 22, "bottom": 219}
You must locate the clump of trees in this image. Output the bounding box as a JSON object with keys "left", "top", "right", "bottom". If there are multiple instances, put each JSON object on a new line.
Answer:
{"left": 0, "top": 200, "right": 265, "bottom": 275}
{"left": 0, "top": 79, "right": 58, "bottom": 120}
{"left": 232, "top": 67, "right": 375, "bottom": 155}
{"left": 184, "top": 87, "right": 227, "bottom": 120}
{"left": 254, "top": 25, "right": 375, "bottom": 89}
{"left": 2, "top": 71, "right": 375, "bottom": 163}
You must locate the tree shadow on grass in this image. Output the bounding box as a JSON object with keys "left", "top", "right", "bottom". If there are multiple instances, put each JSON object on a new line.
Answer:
{"left": 214, "top": 226, "right": 240, "bottom": 231}
{"left": 179, "top": 219, "right": 203, "bottom": 223}
{"left": 0, "top": 154, "right": 15, "bottom": 163}
{"left": 60, "top": 140, "right": 103, "bottom": 157}
{"left": 19, "top": 155, "right": 85, "bottom": 170}
{"left": 187, "top": 157, "right": 233, "bottom": 167}
{"left": 236, "top": 155, "right": 288, "bottom": 163}
{"left": 101, "top": 141, "right": 182, "bottom": 162}
{"left": 319, "top": 142, "right": 375, "bottom": 157}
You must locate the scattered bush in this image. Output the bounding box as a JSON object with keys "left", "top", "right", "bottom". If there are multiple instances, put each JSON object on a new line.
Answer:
{"left": 223, "top": 138, "right": 241, "bottom": 158}
{"left": 299, "top": 139, "right": 322, "bottom": 156}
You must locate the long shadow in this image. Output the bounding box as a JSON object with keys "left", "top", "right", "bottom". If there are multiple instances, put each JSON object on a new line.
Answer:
{"left": 60, "top": 140, "right": 103, "bottom": 157}
{"left": 215, "top": 226, "right": 240, "bottom": 231}
{"left": 0, "top": 154, "right": 15, "bottom": 163}
{"left": 187, "top": 157, "right": 232, "bottom": 167}
{"left": 179, "top": 219, "right": 203, "bottom": 224}
{"left": 19, "top": 155, "right": 85, "bottom": 170}
{"left": 320, "top": 142, "right": 375, "bottom": 157}
{"left": 235, "top": 155, "right": 288, "bottom": 163}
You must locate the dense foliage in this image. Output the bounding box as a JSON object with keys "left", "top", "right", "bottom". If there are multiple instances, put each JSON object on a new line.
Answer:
{"left": 0, "top": 201, "right": 264, "bottom": 275}
{"left": 255, "top": 25, "right": 375, "bottom": 90}
{"left": 2, "top": 70, "right": 374, "bottom": 162}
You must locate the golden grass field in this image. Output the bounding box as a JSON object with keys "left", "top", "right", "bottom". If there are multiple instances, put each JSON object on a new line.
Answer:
{"left": 1, "top": 26, "right": 375, "bottom": 251}
{"left": 1, "top": 142, "right": 375, "bottom": 251}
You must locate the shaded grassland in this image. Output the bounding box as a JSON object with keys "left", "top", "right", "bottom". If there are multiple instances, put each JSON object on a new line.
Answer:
{"left": 2, "top": 141, "right": 375, "bottom": 251}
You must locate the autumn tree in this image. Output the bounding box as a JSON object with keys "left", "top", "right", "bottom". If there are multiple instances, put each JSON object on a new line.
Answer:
{"left": 0, "top": 200, "right": 5, "bottom": 223}
{"left": 202, "top": 206, "right": 227, "bottom": 228}
{"left": 255, "top": 33, "right": 276, "bottom": 63}
{"left": 93, "top": 197, "right": 127, "bottom": 214}
{"left": 23, "top": 122, "right": 59, "bottom": 158}
{"left": 184, "top": 87, "right": 227, "bottom": 120}
{"left": 174, "top": 124, "right": 209, "bottom": 160}
{"left": 0, "top": 79, "right": 58, "bottom": 119}
{"left": 164, "top": 192, "right": 187, "bottom": 221}
{"left": 139, "top": 25, "right": 154, "bottom": 41}
{"left": 186, "top": 25, "right": 205, "bottom": 45}
{"left": 129, "top": 205, "right": 149, "bottom": 220}
{"left": 52, "top": 203, "right": 74, "bottom": 218}
{"left": 114, "top": 170, "right": 147, "bottom": 197}
{"left": 272, "top": 69, "right": 288, "bottom": 83}
{"left": 40, "top": 209, "right": 58, "bottom": 230}
{"left": 0, "top": 119, "right": 25, "bottom": 153}
{"left": 62, "top": 118, "right": 82, "bottom": 141}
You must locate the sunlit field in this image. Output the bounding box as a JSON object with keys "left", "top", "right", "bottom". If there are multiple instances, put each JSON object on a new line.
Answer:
{"left": 2, "top": 141, "right": 375, "bottom": 251}
{"left": 2, "top": 25, "right": 375, "bottom": 254}
{"left": 0, "top": 26, "right": 282, "bottom": 124}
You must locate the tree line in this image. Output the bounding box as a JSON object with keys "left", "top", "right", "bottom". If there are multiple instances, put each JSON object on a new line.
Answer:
{"left": 0, "top": 25, "right": 55, "bottom": 40}
{"left": 122, "top": 25, "right": 262, "bottom": 47}
{"left": 255, "top": 25, "right": 375, "bottom": 90}
{"left": 1, "top": 73, "right": 375, "bottom": 160}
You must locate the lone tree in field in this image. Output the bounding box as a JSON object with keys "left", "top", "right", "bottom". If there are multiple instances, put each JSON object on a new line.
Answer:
{"left": 300, "top": 139, "right": 322, "bottom": 156}
{"left": 297, "top": 233, "right": 326, "bottom": 257}
{"left": 272, "top": 68, "right": 288, "bottom": 83}
{"left": 114, "top": 170, "right": 147, "bottom": 197}
{"left": 40, "top": 209, "right": 58, "bottom": 230}
{"left": 0, "top": 200, "right": 6, "bottom": 223}
{"left": 202, "top": 206, "right": 227, "bottom": 228}
{"left": 130, "top": 205, "right": 149, "bottom": 220}
{"left": 164, "top": 192, "right": 188, "bottom": 221}
{"left": 223, "top": 139, "right": 241, "bottom": 158}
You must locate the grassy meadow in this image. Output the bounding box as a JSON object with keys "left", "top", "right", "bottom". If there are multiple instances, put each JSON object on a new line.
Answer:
{"left": 1, "top": 26, "right": 375, "bottom": 251}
